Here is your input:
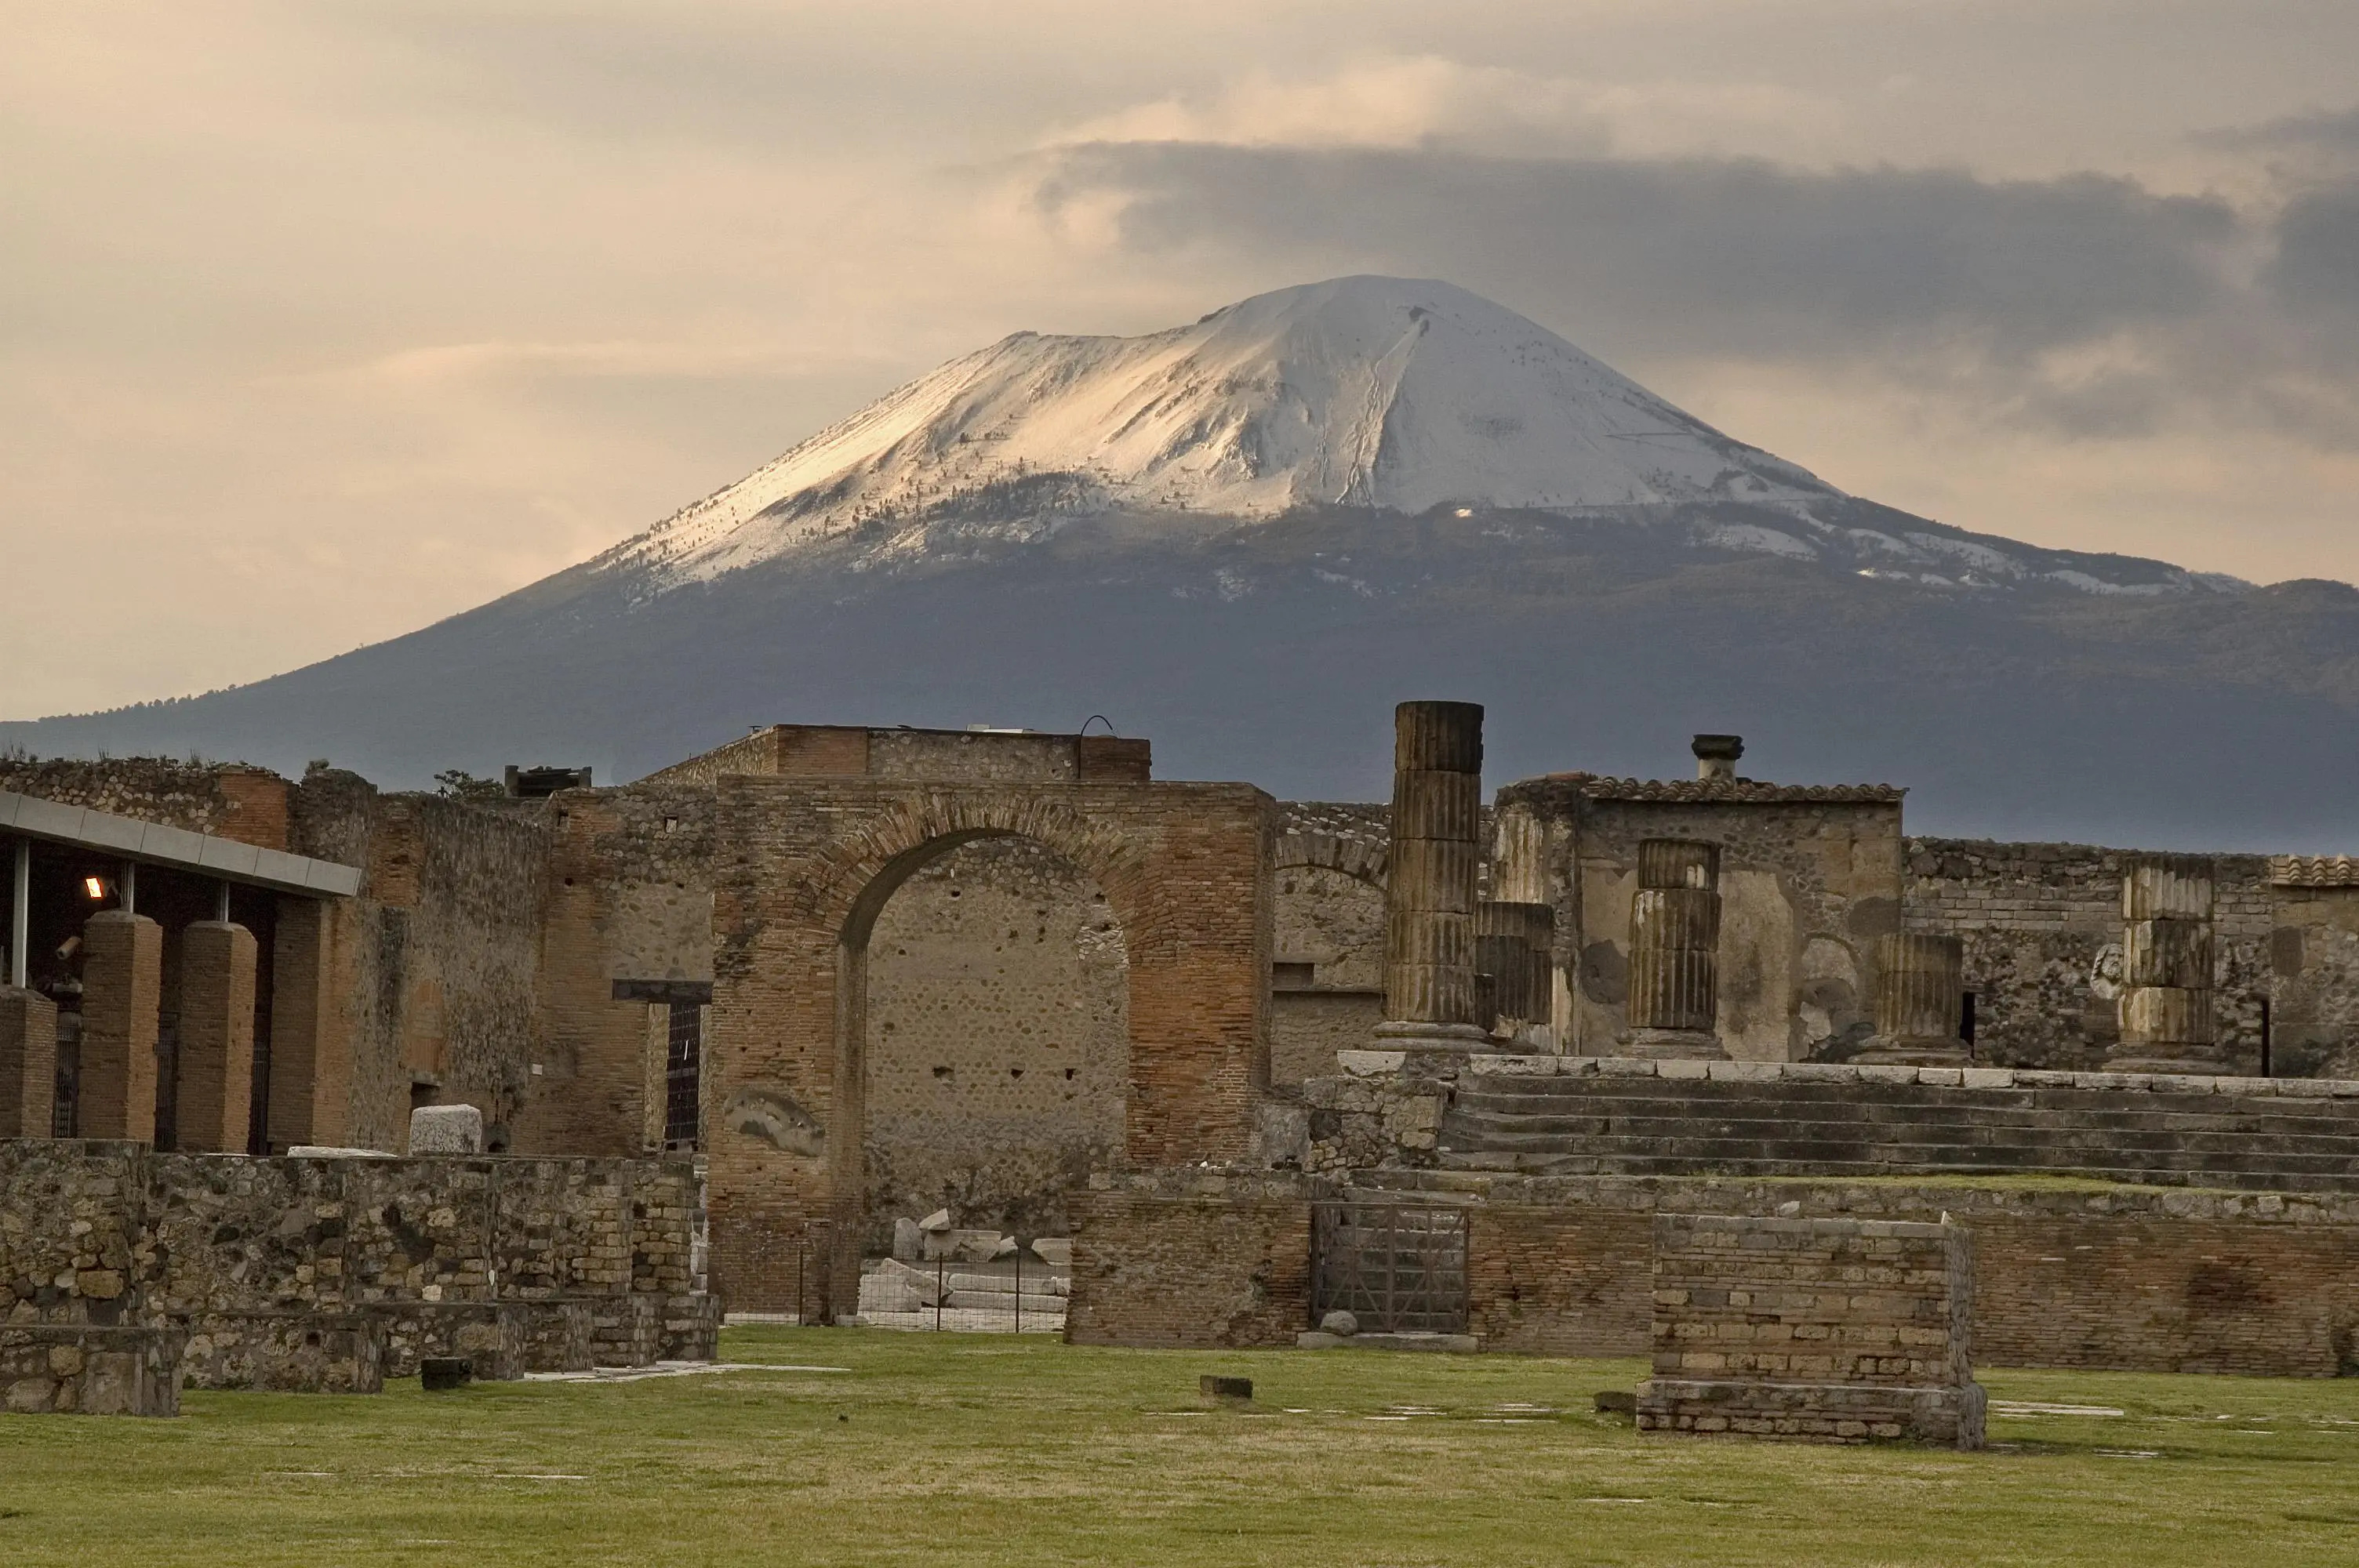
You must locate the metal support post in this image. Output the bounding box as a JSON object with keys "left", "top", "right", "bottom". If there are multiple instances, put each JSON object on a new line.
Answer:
{"left": 9, "top": 838, "right": 27, "bottom": 989}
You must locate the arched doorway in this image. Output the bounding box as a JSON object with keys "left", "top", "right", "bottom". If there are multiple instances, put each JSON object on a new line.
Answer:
{"left": 703, "top": 776, "right": 1274, "bottom": 1315}
{"left": 860, "top": 835, "right": 1128, "bottom": 1249}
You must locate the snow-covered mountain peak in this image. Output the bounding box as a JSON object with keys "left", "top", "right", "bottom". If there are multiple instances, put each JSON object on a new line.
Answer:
{"left": 601, "top": 276, "right": 1840, "bottom": 585}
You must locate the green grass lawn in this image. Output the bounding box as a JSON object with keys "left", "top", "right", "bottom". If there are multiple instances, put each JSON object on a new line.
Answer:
{"left": 3, "top": 1327, "right": 2356, "bottom": 1566}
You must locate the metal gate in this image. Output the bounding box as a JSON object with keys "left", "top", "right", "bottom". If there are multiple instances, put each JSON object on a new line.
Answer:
{"left": 663, "top": 1001, "right": 701, "bottom": 1149}
{"left": 1310, "top": 1202, "right": 1470, "bottom": 1334}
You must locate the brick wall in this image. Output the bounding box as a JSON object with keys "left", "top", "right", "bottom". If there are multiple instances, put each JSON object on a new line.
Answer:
{"left": 707, "top": 776, "right": 1274, "bottom": 1312}
{"left": 1066, "top": 1187, "right": 1311, "bottom": 1347}
{"left": 1071, "top": 1169, "right": 2359, "bottom": 1374}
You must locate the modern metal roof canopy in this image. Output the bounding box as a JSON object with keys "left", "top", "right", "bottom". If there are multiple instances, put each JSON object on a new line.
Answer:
{"left": 0, "top": 790, "right": 362, "bottom": 898}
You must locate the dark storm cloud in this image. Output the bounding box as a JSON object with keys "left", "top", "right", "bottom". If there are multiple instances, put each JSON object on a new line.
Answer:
{"left": 1030, "top": 140, "right": 2359, "bottom": 445}
{"left": 2268, "top": 182, "right": 2359, "bottom": 314}
{"left": 1037, "top": 143, "right": 2238, "bottom": 362}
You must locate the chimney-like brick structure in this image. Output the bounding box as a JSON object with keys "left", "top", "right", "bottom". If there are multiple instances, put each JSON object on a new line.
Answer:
{"left": 1856, "top": 932, "right": 1969, "bottom": 1065}
{"left": 1376, "top": 701, "right": 1490, "bottom": 1050}
{"left": 175, "top": 921, "right": 258, "bottom": 1152}
{"left": 1692, "top": 734, "right": 1743, "bottom": 781}
{"left": 78, "top": 909, "right": 162, "bottom": 1141}
{"left": 1627, "top": 839, "right": 1725, "bottom": 1059}
{"left": 2110, "top": 855, "right": 2220, "bottom": 1072}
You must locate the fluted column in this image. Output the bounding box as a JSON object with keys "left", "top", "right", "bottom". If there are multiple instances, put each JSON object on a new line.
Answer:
{"left": 1856, "top": 933, "right": 1968, "bottom": 1065}
{"left": 2109, "top": 855, "right": 2221, "bottom": 1073}
{"left": 1376, "top": 700, "right": 1489, "bottom": 1050}
{"left": 1627, "top": 839, "right": 1725, "bottom": 1059}
{"left": 1476, "top": 900, "right": 1555, "bottom": 1042}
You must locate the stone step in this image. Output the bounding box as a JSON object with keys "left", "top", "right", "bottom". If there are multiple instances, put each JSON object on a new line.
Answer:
{"left": 1441, "top": 1120, "right": 2359, "bottom": 1167}
{"left": 1430, "top": 1149, "right": 2358, "bottom": 1190}
{"left": 1452, "top": 1087, "right": 2359, "bottom": 1128}
{"left": 1440, "top": 1109, "right": 2359, "bottom": 1157}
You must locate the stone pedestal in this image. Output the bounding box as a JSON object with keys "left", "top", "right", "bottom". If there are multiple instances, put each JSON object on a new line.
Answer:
{"left": 0, "top": 986, "right": 59, "bottom": 1138}
{"left": 1627, "top": 840, "right": 1725, "bottom": 1060}
{"left": 1636, "top": 1214, "right": 1983, "bottom": 1449}
{"left": 1376, "top": 702, "right": 1488, "bottom": 1051}
{"left": 410, "top": 1102, "right": 485, "bottom": 1154}
{"left": 78, "top": 911, "right": 162, "bottom": 1142}
{"left": 174, "top": 921, "right": 257, "bottom": 1152}
{"left": 2109, "top": 856, "right": 2222, "bottom": 1073}
{"left": 1855, "top": 933, "right": 1969, "bottom": 1066}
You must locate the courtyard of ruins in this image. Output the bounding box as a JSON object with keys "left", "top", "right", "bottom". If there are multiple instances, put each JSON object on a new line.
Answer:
{"left": 4, "top": 1328, "right": 2357, "bottom": 1566}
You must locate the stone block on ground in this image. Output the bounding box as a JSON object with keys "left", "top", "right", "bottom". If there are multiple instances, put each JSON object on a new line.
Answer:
{"left": 660, "top": 1292, "right": 722, "bottom": 1362}
{"left": 892, "top": 1217, "right": 924, "bottom": 1261}
{"left": 1030, "top": 1237, "right": 1074, "bottom": 1269}
{"left": 590, "top": 1293, "right": 662, "bottom": 1368}
{"left": 409, "top": 1104, "right": 485, "bottom": 1155}
{"left": 2, "top": 1324, "right": 183, "bottom": 1416}
{"left": 174, "top": 1311, "right": 385, "bottom": 1393}
{"left": 366, "top": 1301, "right": 527, "bottom": 1381}
{"left": 516, "top": 1300, "right": 595, "bottom": 1374}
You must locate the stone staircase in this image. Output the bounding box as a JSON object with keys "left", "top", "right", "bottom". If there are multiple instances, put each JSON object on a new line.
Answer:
{"left": 1436, "top": 1069, "right": 2359, "bottom": 1191}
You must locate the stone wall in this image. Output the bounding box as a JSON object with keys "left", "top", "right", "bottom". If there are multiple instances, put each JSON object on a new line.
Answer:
{"left": 518, "top": 783, "right": 715, "bottom": 1156}
{"left": 2264, "top": 883, "right": 2359, "bottom": 1080}
{"left": 0, "top": 757, "right": 289, "bottom": 848}
{"left": 1903, "top": 839, "right": 2272, "bottom": 1073}
{"left": 0, "top": 1139, "right": 702, "bottom": 1330}
{"left": 2, "top": 1323, "right": 182, "bottom": 1415}
{"left": 1496, "top": 779, "right": 1906, "bottom": 1061}
{"left": 1071, "top": 1167, "right": 2359, "bottom": 1374}
{"left": 864, "top": 837, "right": 1127, "bottom": 1247}
{"left": 1270, "top": 810, "right": 1387, "bottom": 1087}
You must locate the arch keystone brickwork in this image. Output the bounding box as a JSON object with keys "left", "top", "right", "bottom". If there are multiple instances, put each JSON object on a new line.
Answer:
{"left": 707, "top": 774, "right": 1276, "bottom": 1312}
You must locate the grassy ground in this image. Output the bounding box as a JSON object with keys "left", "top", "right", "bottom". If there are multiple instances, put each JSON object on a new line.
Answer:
{"left": 3, "top": 1327, "right": 2356, "bottom": 1566}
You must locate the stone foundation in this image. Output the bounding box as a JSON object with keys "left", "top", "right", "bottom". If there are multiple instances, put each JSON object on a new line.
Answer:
{"left": 2, "top": 1324, "right": 183, "bottom": 1416}
{"left": 1635, "top": 1214, "right": 1983, "bottom": 1449}
{"left": 174, "top": 1312, "right": 383, "bottom": 1393}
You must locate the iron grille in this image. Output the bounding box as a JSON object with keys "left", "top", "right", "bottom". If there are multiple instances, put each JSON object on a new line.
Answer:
{"left": 664, "top": 1001, "right": 702, "bottom": 1149}
{"left": 1310, "top": 1201, "right": 1470, "bottom": 1334}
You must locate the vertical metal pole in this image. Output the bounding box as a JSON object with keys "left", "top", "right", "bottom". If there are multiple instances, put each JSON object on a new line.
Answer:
{"left": 934, "top": 1255, "right": 943, "bottom": 1332}
{"left": 796, "top": 1239, "right": 805, "bottom": 1328}
{"left": 121, "top": 861, "right": 137, "bottom": 917}
{"left": 215, "top": 880, "right": 231, "bottom": 924}
{"left": 9, "top": 838, "right": 27, "bottom": 989}
{"left": 1013, "top": 1244, "right": 1022, "bottom": 1336}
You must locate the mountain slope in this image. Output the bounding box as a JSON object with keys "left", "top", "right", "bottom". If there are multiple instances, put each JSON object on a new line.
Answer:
{"left": 5, "top": 277, "right": 2352, "bottom": 850}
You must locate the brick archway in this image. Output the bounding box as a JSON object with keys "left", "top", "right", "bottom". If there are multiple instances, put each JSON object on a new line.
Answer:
{"left": 707, "top": 776, "right": 1274, "bottom": 1312}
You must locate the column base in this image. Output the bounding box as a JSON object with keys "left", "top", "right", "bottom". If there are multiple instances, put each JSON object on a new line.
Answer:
{"left": 1371, "top": 1021, "right": 1494, "bottom": 1051}
{"left": 2103, "top": 1046, "right": 2230, "bottom": 1076}
{"left": 1626, "top": 1028, "right": 1727, "bottom": 1062}
{"left": 1852, "top": 1036, "right": 1972, "bottom": 1068}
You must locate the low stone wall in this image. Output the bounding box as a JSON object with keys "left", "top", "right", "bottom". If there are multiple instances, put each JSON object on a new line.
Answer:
{"left": 1635, "top": 1214, "right": 1983, "bottom": 1447}
{"left": 1066, "top": 1174, "right": 1316, "bottom": 1348}
{"left": 2, "top": 1324, "right": 183, "bottom": 1416}
{"left": 0, "top": 1140, "right": 718, "bottom": 1386}
{"left": 176, "top": 1312, "right": 383, "bottom": 1393}
{"left": 1074, "top": 1167, "right": 2359, "bottom": 1375}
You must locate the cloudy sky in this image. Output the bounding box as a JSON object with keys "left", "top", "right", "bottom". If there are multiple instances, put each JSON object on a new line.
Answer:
{"left": 8, "top": 1, "right": 2359, "bottom": 719}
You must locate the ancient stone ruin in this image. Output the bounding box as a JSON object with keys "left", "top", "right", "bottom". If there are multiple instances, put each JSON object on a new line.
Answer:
{"left": 4, "top": 702, "right": 2359, "bottom": 1421}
